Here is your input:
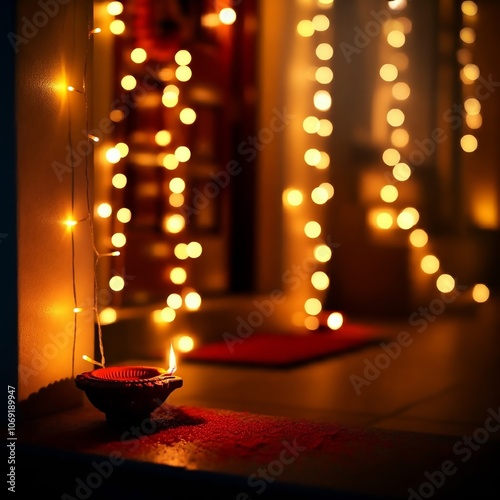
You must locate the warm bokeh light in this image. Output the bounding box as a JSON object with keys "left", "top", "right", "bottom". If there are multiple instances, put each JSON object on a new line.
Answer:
{"left": 155, "top": 130, "right": 172, "bottom": 146}
{"left": 311, "top": 186, "right": 330, "bottom": 205}
{"left": 304, "top": 298, "right": 322, "bottom": 316}
{"left": 311, "top": 271, "right": 329, "bottom": 290}
{"left": 106, "top": 1, "right": 123, "bottom": 15}
{"left": 175, "top": 146, "right": 191, "bottom": 163}
{"left": 304, "top": 221, "right": 321, "bottom": 238}
{"left": 110, "top": 109, "right": 125, "bottom": 122}
{"left": 130, "top": 47, "right": 147, "bottom": 64}
{"left": 304, "top": 316, "right": 320, "bottom": 331}
{"left": 320, "top": 182, "right": 334, "bottom": 199}
{"left": 462, "top": 63, "right": 480, "bottom": 81}
{"left": 460, "top": 27, "right": 476, "bottom": 44}
{"left": 97, "top": 203, "right": 112, "bottom": 218}
{"left": 464, "top": 97, "right": 481, "bottom": 115}
{"left": 392, "top": 82, "right": 411, "bottom": 100}
{"left": 121, "top": 76, "right": 136, "bottom": 92}
{"left": 382, "top": 148, "right": 401, "bottom": 166}
{"left": 314, "top": 244, "right": 332, "bottom": 263}
{"left": 409, "top": 228, "right": 428, "bottom": 247}
{"left": 318, "top": 119, "right": 333, "bottom": 137}
{"left": 436, "top": 274, "right": 455, "bottom": 293}
{"left": 175, "top": 66, "right": 192, "bottom": 82}
{"left": 313, "top": 90, "right": 332, "bottom": 111}
{"left": 160, "top": 307, "right": 176, "bottom": 323}
{"left": 466, "top": 113, "right": 482, "bottom": 129}
{"left": 421, "top": 255, "right": 440, "bottom": 274}
{"left": 380, "top": 63, "right": 398, "bottom": 82}
{"left": 180, "top": 108, "right": 197, "bottom": 124}
{"left": 219, "top": 7, "right": 237, "bottom": 25}
{"left": 111, "top": 232, "right": 126, "bottom": 248}
{"left": 387, "top": 30, "right": 406, "bottom": 48}
{"left": 112, "top": 173, "right": 127, "bottom": 189}
{"left": 283, "top": 188, "right": 304, "bottom": 207}
{"left": 170, "top": 267, "right": 187, "bottom": 285}
{"left": 169, "top": 193, "right": 184, "bottom": 207}
{"left": 312, "top": 14, "right": 330, "bottom": 31}
{"left": 380, "top": 185, "right": 398, "bottom": 203}
{"left": 164, "top": 214, "right": 185, "bottom": 234}
{"left": 174, "top": 243, "right": 189, "bottom": 260}
{"left": 316, "top": 43, "right": 333, "bottom": 60}
{"left": 461, "top": 1, "right": 478, "bottom": 16}
{"left": 109, "top": 19, "right": 125, "bottom": 35}
{"left": 304, "top": 148, "right": 321, "bottom": 166}
{"left": 397, "top": 207, "right": 419, "bottom": 229}
{"left": 387, "top": 108, "right": 405, "bottom": 127}
{"left": 393, "top": 162, "right": 412, "bottom": 181}
{"left": 185, "top": 291, "right": 202, "bottom": 310}
{"left": 327, "top": 312, "right": 344, "bottom": 330}
{"left": 169, "top": 177, "right": 186, "bottom": 194}
{"left": 109, "top": 276, "right": 125, "bottom": 291}
{"left": 99, "top": 307, "right": 117, "bottom": 325}
{"left": 105, "top": 147, "right": 121, "bottom": 164}
{"left": 116, "top": 208, "right": 132, "bottom": 223}
{"left": 177, "top": 335, "right": 195, "bottom": 353}
{"left": 303, "top": 116, "right": 320, "bottom": 133}
{"left": 115, "top": 142, "right": 129, "bottom": 158}
{"left": 186, "top": 241, "right": 203, "bottom": 258}
{"left": 163, "top": 154, "right": 179, "bottom": 170}
{"left": 175, "top": 49, "right": 192, "bottom": 66}
{"left": 316, "top": 66, "right": 333, "bottom": 84}
{"left": 162, "top": 91, "right": 179, "bottom": 108}
{"left": 297, "top": 20, "right": 315, "bottom": 37}
{"left": 376, "top": 212, "right": 394, "bottom": 229}
{"left": 167, "top": 293, "right": 183, "bottom": 310}
{"left": 472, "top": 284, "right": 489, "bottom": 303}
{"left": 391, "top": 128, "right": 410, "bottom": 148}
{"left": 460, "top": 134, "right": 478, "bottom": 153}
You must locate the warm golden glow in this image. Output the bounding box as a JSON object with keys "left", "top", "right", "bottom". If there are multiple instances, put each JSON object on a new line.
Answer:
{"left": 387, "top": 30, "right": 406, "bottom": 48}
{"left": 106, "top": 1, "right": 123, "bottom": 15}
{"left": 105, "top": 147, "right": 121, "bottom": 164}
{"left": 382, "top": 148, "right": 401, "bottom": 166}
{"left": 380, "top": 185, "right": 398, "bottom": 203}
{"left": 112, "top": 173, "right": 127, "bottom": 189}
{"left": 109, "top": 276, "right": 125, "bottom": 291}
{"left": 304, "top": 148, "right": 321, "bottom": 166}
{"left": 97, "top": 203, "right": 112, "bottom": 218}
{"left": 121, "top": 75, "right": 136, "bottom": 90}
{"left": 387, "top": 108, "right": 405, "bottom": 127}
{"left": 312, "top": 14, "right": 330, "bottom": 31}
{"left": 283, "top": 188, "right": 304, "bottom": 207}
{"left": 186, "top": 241, "right": 203, "bottom": 258}
{"left": 304, "top": 316, "right": 320, "bottom": 331}
{"left": 316, "top": 67, "right": 333, "bottom": 84}
{"left": 201, "top": 13, "right": 220, "bottom": 28}
{"left": 177, "top": 336, "right": 195, "bottom": 353}
{"left": 180, "top": 108, "right": 197, "bottom": 125}
{"left": 82, "top": 355, "right": 104, "bottom": 368}
{"left": 174, "top": 243, "right": 189, "bottom": 260}
{"left": 313, "top": 90, "right": 332, "bottom": 111}
{"left": 161, "top": 307, "right": 176, "bottom": 323}
{"left": 304, "top": 298, "right": 322, "bottom": 316}
{"left": 320, "top": 182, "right": 334, "bottom": 199}
{"left": 175, "top": 50, "right": 192, "bottom": 66}
{"left": 219, "top": 7, "right": 237, "bottom": 25}
{"left": 436, "top": 274, "right": 455, "bottom": 293}
{"left": 472, "top": 284, "right": 489, "bottom": 303}
{"left": 130, "top": 47, "right": 147, "bottom": 64}
{"left": 316, "top": 152, "right": 330, "bottom": 170}
{"left": 311, "top": 271, "right": 329, "bottom": 290}
{"left": 318, "top": 119, "right": 333, "bottom": 137}
{"left": 297, "top": 20, "right": 315, "bottom": 37}
{"left": 379, "top": 63, "right": 398, "bottom": 82}
{"left": 387, "top": 0, "right": 407, "bottom": 11}
{"left": 392, "top": 82, "right": 411, "bottom": 100}
{"left": 116, "top": 208, "right": 132, "bottom": 223}
{"left": 115, "top": 142, "right": 129, "bottom": 157}
{"left": 175, "top": 66, "right": 192, "bottom": 82}
{"left": 162, "top": 91, "right": 179, "bottom": 108}
{"left": 464, "top": 97, "right": 481, "bottom": 115}
{"left": 111, "top": 232, "right": 126, "bottom": 248}
{"left": 391, "top": 128, "right": 409, "bottom": 147}
{"left": 169, "top": 193, "right": 184, "bottom": 207}
{"left": 314, "top": 244, "right": 332, "bottom": 263}
{"left": 466, "top": 113, "right": 482, "bottom": 129}
{"left": 376, "top": 212, "right": 394, "bottom": 229}
{"left": 167, "top": 344, "right": 177, "bottom": 374}
{"left": 460, "top": 27, "right": 476, "bottom": 44}
{"left": 169, "top": 178, "right": 185, "bottom": 194}
{"left": 462, "top": 63, "right": 480, "bottom": 82}
{"left": 109, "top": 19, "right": 125, "bottom": 35}
{"left": 155, "top": 130, "right": 172, "bottom": 146}
{"left": 99, "top": 307, "right": 117, "bottom": 325}
{"left": 304, "top": 221, "right": 321, "bottom": 238}
{"left": 170, "top": 267, "right": 187, "bottom": 285}
{"left": 164, "top": 214, "right": 185, "bottom": 234}
{"left": 163, "top": 154, "right": 179, "bottom": 170}
{"left": 167, "top": 293, "right": 183, "bottom": 309}
{"left": 397, "top": 207, "right": 419, "bottom": 229}
{"left": 327, "top": 312, "right": 344, "bottom": 330}
{"left": 421, "top": 255, "right": 439, "bottom": 274}
{"left": 175, "top": 146, "right": 191, "bottom": 163}
{"left": 311, "top": 186, "right": 329, "bottom": 205}
{"left": 110, "top": 109, "right": 125, "bottom": 122}
{"left": 185, "top": 291, "right": 202, "bottom": 310}
{"left": 316, "top": 43, "right": 333, "bottom": 60}
{"left": 303, "top": 116, "right": 320, "bottom": 133}
{"left": 409, "top": 228, "right": 428, "bottom": 247}
{"left": 393, "top": 162, "right": 412, "bottom": 181}
{"left": 461, "top": 1, "right": 478, "bottom": 16}
{"left": 460, "top": 134, "right": 478, "bottom": 153}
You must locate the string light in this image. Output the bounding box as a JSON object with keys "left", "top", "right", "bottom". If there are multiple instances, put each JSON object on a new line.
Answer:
{"left": 82, "top": 355, "right": 105, "bottom": 368}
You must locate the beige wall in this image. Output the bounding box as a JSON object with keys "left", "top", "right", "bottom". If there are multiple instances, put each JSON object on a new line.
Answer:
{"left": 16, "top": 0, "right": 94, "bottom": 406}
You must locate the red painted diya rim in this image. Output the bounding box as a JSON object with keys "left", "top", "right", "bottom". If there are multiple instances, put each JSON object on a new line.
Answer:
{"left": 75, "top": 366, "right": 182, "bottom": 389}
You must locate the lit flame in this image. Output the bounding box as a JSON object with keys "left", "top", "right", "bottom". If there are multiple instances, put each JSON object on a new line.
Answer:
{"left": 167, "top": 343, "right": 177, "bottom": 375}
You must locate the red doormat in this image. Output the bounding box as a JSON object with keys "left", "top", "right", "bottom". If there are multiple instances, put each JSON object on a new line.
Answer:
{"left": 182, "top": 324, "right": 384, "bottom": 367}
